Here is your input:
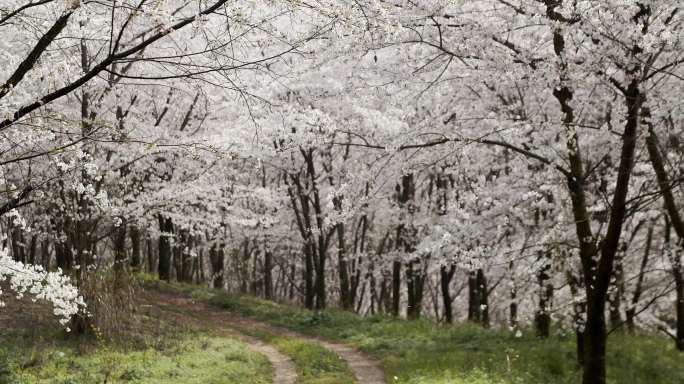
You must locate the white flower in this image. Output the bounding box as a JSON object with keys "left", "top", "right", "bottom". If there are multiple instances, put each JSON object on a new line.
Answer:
{"left": 0, "top": 246, "right": 85, "bottom": 328}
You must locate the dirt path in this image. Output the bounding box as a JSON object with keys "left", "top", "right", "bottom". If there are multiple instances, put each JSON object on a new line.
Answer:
{"left": 142, "top": 293, "right": 297, "bottom": 384}
{"left": 144, "top": 291, "right": 385, "bottom": 384}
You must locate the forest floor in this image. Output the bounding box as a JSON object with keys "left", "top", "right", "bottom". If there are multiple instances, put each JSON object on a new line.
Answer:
{"left": 147, "top": 279, "right": 684, "bottom": 384}
{"left": 2, "top": 279, "right": 684, "bottom": 384}
{"left": 0, "top": 281, "right": 382, "bottom": 384}
{"left": 0, "top": 290, "right": 274, "bottom": 384}
{"left": 142, "top": 289, "right": 384, "bottom": 384}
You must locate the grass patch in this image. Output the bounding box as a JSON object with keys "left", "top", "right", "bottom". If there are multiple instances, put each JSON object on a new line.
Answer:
{"left": 146, "top": 280, "right": 684, "bottom": 384}
{"left": 0, "top": 333, "right": 272, "bottom": 384}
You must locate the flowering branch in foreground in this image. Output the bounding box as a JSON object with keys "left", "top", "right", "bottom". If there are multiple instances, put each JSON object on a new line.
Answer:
{"left": 0, "top": 247, "right": 86, "bottom": 329}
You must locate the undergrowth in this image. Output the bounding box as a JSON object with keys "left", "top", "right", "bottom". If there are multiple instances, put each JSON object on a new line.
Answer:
{"left": 145, "top": 279, "right": 684, "bottom": 384}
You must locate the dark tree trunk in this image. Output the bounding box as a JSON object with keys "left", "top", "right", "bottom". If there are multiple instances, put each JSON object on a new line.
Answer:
{"left": 393, "top": 173, "right": 416, "bottom": 317}
{"left": 209, "top": 244, "right": 224, "bottom": 289}
{"left": 468, "top": 271, "right": 478, "bottom": 322}
{"left": 28, "top": 234, "right": 37, "bottom": 265}
{"left": 645, "top": 121, "right": 684, "bottom": 350}
{"left": 196, "top": 247, "right": 205, "bottom": 284}
{"left": 337, "top": 220, "right": 352, "bottom": 309}
{"left": 130, "top": 224, "right": 141, "bottom": 272}
{"left": 406, "top": 260, "right": 426, "bottom": 320}
{"left": 41, "top": 239, "right": 50, "bottom": 269}
{"left": 146, "top": 234, "right": 154, "bottom": 273}
{"left": 608, "top": 249, "right": 625, "bottom": 330}
{"left": 535, "top": 251, "right": 553, "bottom": 338}
{"left": 264, "top": 248, "right": 273, "bottom": 299}
{"left": 304, "top": 243, "right": 315, "bottom": 309}
{"left": 314, "top": 247, "right": 326, "bottom": 310}
{"left": 568, "top": 269, "right": 586, "bottom": 365}
{"left": 580, "top": 78, "right": 642, "bottom": 384}
{"left": 113, "top": 219, "right": 127, "bottom": 286}
{"left": 626, "top": 222, "right": 653, "bottom": 332}
{"left": 55, "top": 240, "right": 74, "bottom": 272}
{"left": 158, "top": 216, "right": 173, "bottom": 281}
{"left": 509, "top": 260, "right": 518, "bottom": 329}
{"left": 440, "top": 265, "right": 456, "bottom": 323}
{"left": 468, "top": 269, "right": 489, "bottom": 327}
{"left": 179, "top": 232, "right": 194, "bottom": 283}
{"left": 391, "top": 261, "right": 401, "bottom": 317}
{"left": 478, "top": 269, "right": 489, "bottom": 327}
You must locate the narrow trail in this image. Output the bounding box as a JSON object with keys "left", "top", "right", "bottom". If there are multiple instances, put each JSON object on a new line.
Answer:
{"left": 143, "top": 290, "right": 385, "bottom": 384}
{"left": 142, "top": 292, "right": 297, "bottom": 384}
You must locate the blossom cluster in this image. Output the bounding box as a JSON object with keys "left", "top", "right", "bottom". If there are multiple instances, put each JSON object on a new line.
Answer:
{"left": 0, "top": 246, "right": 86, "bottom": 329}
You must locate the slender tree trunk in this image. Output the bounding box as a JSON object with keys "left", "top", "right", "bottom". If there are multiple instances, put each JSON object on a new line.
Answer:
{"left": 391, "top": 261, "right": 401, "bottom": 317}
{"left": 468, "top": 270, "right": 478, "bottom": 322}
{"left": 535, "top": 251, "right": 553, "bottom": 338}
{"left": 608, "top": 249, "right": 625, "bottom": 330}
{"left": 627, "top": 221, "right": 653, "bottom": 332}
{"left": 337, "top": 221, "right": 352, "bottom": 309}
{"left": 158, "top": 216, "right": 173, "bottom": 281}
{"left": 113, "top": 219, "right": 127, "bottom": 286}
{"left": 440, "top": 265, "right": 456, "bottom": 323}
{"left": 196, "top": 247, "right": 205, "bottom": 284}
{"left": 264, "top": 248, "right": 274, "bottom": 300}
{"left": 468, "top": 269, "right": 489, "bottom": 327}
{"left": 304, "top": 242, "right": 315, "bottom": 309}
{"left": 676, "top": 270, "right": 684, "bottom": 351}
{"left": 209, "top": 244, "right": 225, "bottom": 289}
{"left": 509, "top": 260, "right": 518, "bottom": 329}
{"left": 130, "top": 223, "right": 141, "bottom": 272}
{"left": 28, "top": 234, "right": 37, "bottom": 265}
{"left": 145, "top": 233, "right": 152, "bottom": 273}
{"left": 41, "top": 239, "right": 50, "bottom": 269}
{"left": 478, "top": 269, "right": 489, "bottom": 328}
{"left": 314, "top": 246, "right": 326, "bottom": 310}
{"left": 645, "top": 121, "right": 684, "bottom": 350}
{"left": 406, "top": 259, "right": 426, "bottom": 320}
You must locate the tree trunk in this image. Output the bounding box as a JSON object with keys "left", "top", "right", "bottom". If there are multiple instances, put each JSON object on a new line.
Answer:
{"left": 676, "top": 271, "right": 684, "bottom": 351}
{"left": 264, "top": 248, "right": 274, "bottom": 300}
{"left": 391, "top": 261, "right": 401, "bottom": 317}
{"left": 608, "top": 248, "right": 625, "bottom": 330}
{"left": 314, "top": 246, "right": 326, "bottom": 310}
{"left": 158, "top": 216, "right": 173, "bottom": 281}
{"left": 468, "top": 269, "right": 489, "bottom": 327}
{"left": 440, "top": 265, "right": 456, "bottom": 323}
{"left": 337, "top": 221, "right": 352, "bottom": 309}
{"left": 146, "top": 234, "right": 154, "bottom": 273}
{"left": 304, "top": 242, "right": 315, "bottom": 309}
{"left": 130, "top": 224, "right": 141, "bottom": 272}
{"left": 406, "top": 260, "right": 426, "bottom": 320}
{"left": 509, "top": 261, "right": 518, "bottom": 329}
{"left": 113, "top": 219, "right": 127, "bottom": 286}
{"left": 209, "top": 243, "right": 224, "bottom": 289}
{"left": 535, "top": 251, "right": 553, "bottom": 338}
{"left": 645, "top": 121, "right": 684, "bottom": 350}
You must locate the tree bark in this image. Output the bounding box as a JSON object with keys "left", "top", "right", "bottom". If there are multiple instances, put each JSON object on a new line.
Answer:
{"left": 440, "top": 265, "right": 456, "bottom": 323}
{"left": 130, "top": 223, "right": 141, "bottom": 272}
{"left": 645, "top": 120, "right": 684, "bottom": 350}
{"left": 626, "top": 221, "right": 653, "bottom": 332}
{"left": 535, "top": 251, "right": 553, "bottom": 338}
{"left": 157, "top": 215, "right": 173, "bottom": 281}
{"left": 209, "top": 243, "right": 225, "bottom": 289}
{"left": 264, "top": 247, "right": 274, "bottom": 300}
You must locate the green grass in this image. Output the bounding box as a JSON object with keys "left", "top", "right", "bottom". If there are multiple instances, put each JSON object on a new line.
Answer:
{"left": 0, "top": 329, "right": 272, "bottom": 384}
{"left": 146, "top": 280, "right": 684, "bottom": 384}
